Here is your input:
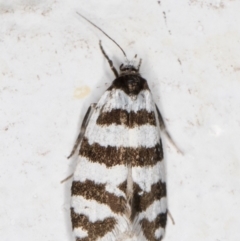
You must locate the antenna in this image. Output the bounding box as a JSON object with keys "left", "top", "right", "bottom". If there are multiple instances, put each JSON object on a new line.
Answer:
{"left": 76, "top": 12, "right": 127, "bottom": 57}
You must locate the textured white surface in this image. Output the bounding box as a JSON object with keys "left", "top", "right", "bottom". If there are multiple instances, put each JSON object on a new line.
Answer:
{"left": 1, "top": 0, "right": 240, "bottom": 241}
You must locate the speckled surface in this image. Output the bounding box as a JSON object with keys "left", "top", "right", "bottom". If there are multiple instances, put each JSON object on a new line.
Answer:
{"left": 0, "top": 0, "right": 240, "bottom": 240}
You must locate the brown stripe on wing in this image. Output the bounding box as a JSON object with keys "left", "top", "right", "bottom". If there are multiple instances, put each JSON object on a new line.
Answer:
{"left": 76, "top": 238, "right": 88, "bottom": 241}
{"left": 135, "top": 181, "right": 166, "bottom": 212}
{"left": 72, "top": 180, "right": 126, "bottom": 214}
{"left": 96, "top": 109, "right": 156, "bottom": 127}
{"left": 80, "top": 138, "right": 163, "bottom": 167}
{"left": 118, "top": 181, "right": 166, "bottom": 221}
{"left": 71, "top": 208, "right": 116, "bottom": 241}
{"left": 141, "top": 212, "right": 167, "bottom": 241}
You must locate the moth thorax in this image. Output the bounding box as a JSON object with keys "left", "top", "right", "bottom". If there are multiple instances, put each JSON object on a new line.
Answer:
{"left": 127, "top": 79, "right": 140, "bottom": 93}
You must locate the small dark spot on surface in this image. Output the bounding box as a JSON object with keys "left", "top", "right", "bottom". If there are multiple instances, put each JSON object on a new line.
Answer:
{"left": 163, "top": 11, "right": 166, "bottom": 21}
{"left": 39, "top": 151, "right": 50, "bottom": 156}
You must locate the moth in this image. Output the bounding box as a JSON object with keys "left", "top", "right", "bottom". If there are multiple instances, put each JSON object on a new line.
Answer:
{"left": 68, "top": 13, "right": 180, "bottom": 241}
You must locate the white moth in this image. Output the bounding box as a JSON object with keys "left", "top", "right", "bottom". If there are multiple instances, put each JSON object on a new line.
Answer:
{"left": 68, "top": 12, "right": 180, "bottom": 241}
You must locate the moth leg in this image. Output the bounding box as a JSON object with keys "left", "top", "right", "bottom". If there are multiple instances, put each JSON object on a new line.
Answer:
{"left": 155, "top": 104, "right": 183, "bottom": 155}
{"left": 99, "top": 40, "right": 119, "bottom": 78}
{"left": 67, "top": 103, "right": 96, "bottom": 159}
{"left": 137, "top": 58, "right": 142, "bottom": 71}
{"left": 60, "top": 173, "right": 73, "bottom": 183}
{"left": 167, "top": 210, "right": 175, "bottom": 225}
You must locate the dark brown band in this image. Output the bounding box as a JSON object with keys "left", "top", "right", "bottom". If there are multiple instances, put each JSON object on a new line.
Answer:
{"left": 80, "top": 137, "right": 163, "bottom": 167}
{"left": 72, "top": 180, "right": 126, "bottom": 214}
{"left": 71, "top": 208, "right": 116, "bottom": 240}
{"left": 97, "top": 109, "right": 156, "bottom": 128}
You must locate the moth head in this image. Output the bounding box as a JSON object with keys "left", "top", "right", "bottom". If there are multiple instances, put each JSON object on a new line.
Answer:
{"left": 114, "top": 57, "right": 144, "bottom": 95}
{"left": 119, "top": 57, "right": 142, "bottom": 76}
{"left": 119, "top": 64, "right": 138, "bottom": 76}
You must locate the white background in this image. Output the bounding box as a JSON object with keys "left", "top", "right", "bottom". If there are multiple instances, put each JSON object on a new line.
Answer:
{"left": 1, "top": 0, "right": 240, "bottom": 241}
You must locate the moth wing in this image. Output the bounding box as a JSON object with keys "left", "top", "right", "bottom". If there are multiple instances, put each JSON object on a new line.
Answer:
{"left": 128, "top": 92, "right": 167, "bottom": 241}
{"left": 71, "top": 88, "right": 167, "bottom": 241}
{"left": 71, "top": 90, "right": 129, "bottom": 241}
